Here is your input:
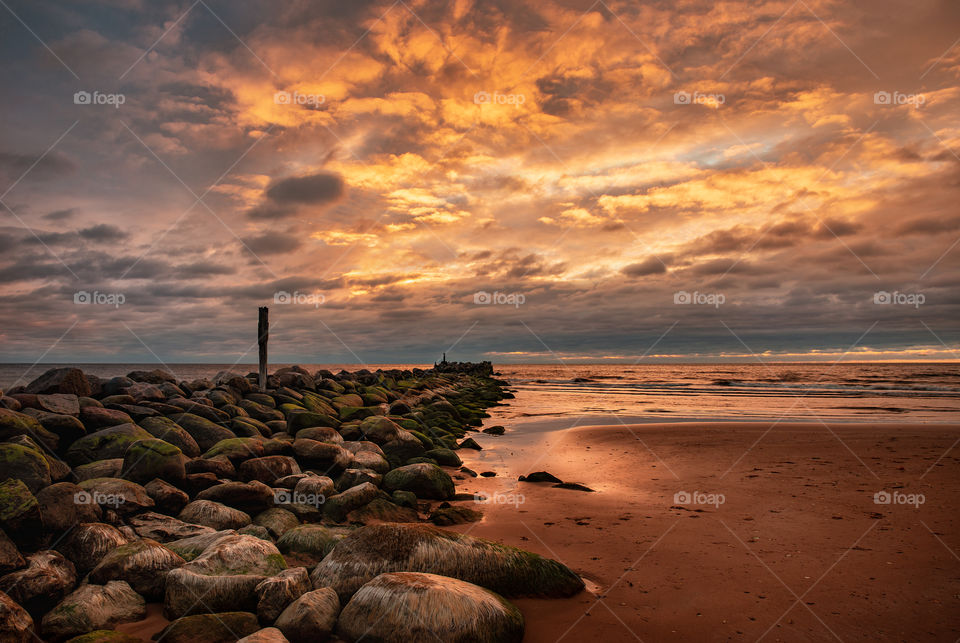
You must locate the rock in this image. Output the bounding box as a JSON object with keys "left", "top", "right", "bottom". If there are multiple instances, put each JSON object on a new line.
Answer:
{"left": 291, "top": 440, "right": 352, "bottom": 475}
{"left": 27, "top": 411, "right": 85, "bottom": 445}
{"left": 253, "top": 508, "right": 299, "bottom": 539}
{"left": 63, "top": 631, "right": 140, "bottom": 643}
{"left": 185, "top": 455, "right": 235, "bottom": 479}
{"left": 73, "top": 459, "right": 123, "bottom": 482}
{"left": 0, "top": 530, "right": 24, "bottom": 574}
{"left": 24, "top": 368, "right": 92, "bottom": 397}
{"left": 0, "top": 397, "right": 20, "bottom": 412}
{"left": 0, "top": 409, "right": 58, "bottom": 450}
{"left": 78, "top": 407, "right": 134, "bottom": 432}
{"left": 285, "top": 412, "right": 339, "bottom": 434}
{"left": 292, "top": 426, "right": 342, "bottom": 444}
{"left": 347, "top": 498, "right": 419, "bottom": 525}
{"left": 168, "top": 414, "right": 236, "bottom": 452}
{"left": 128, "top": 513, "right": 215, "bottom": 542}
{"left": 274, "top": 588, "right": 339, "bottom": 643}
{"left": 553, "top": 482, "right": 595, "bottom": 492}
{"left": 480, "top": 471, "right": 496, "bottom": 477}
{"left": 0, "top": 443, "right": 51, "bottom": 494}
{"left": 0, "top": 589, "right": 34, "bottom": 642}
{"left": 337, "top": 572, "right": 523, "bottom": 643}
{"left": 238, "top": 401, "right": 284, "bottom": 423}
{"left": 196, "top": 481, "right": 275, "bottom": 514}
{"left": 239, "top": 456, "right": 300, "bottom": 485}
{"left": 120, "top": 439, "right": 187, "bottom": 485}
{"left": 430, "top": 505, "right": 483, "bottom": 526}
{"left": 380, "top": 429, "right": 426, "bottom": 467}
{"left": 482, "top": 425, "right": 506, "bottom": 435}
{"left": 36, "top": 483, "right": 103, "bottom": 532}
{"left": 275, "top": 525, "right": 339, "bottom": 563}
{"left": 292, "top": 476, "right": 335, "bottom": 500}
{"left": 458, "top": 437, "right": 482, "bottom": 450}
{"left": 349, "top": 450, "right": 389, "bottom": 474}
{"left": 0, "top": 550, "right": 76, "bottom": 616}
{"left": 179, "top": 500, "right": 251, "bottom": 530}
{"left": 0, "top": 479, "right": 42, "bottom": 546}
{"left": 335, "top": 468, "right": 382, "bottom": 492}
{"left": 138, "top": 417, "right": 200, "bottom": 457}
{"left": 66, "top": 424, "right": 151, "bottom": 465}
{"left": 518, "top": 471, "right": 562, "bottom": 483}
{"left": 57, "top": 523, "right": 130, "bottom": 573}
{"left": 391, "top": 490, "right": 418, "bottom": 509}
{"left": 31, "top": 394, "right": 80, "bottom": 416}
{"left": 126, "top": 369, "right": 175, "bottom": 385}
{"left": 156, "top": 612, "right": 259, "bottom": 643}
{"left": 424, "top": 447, "right": 462, "bottom": 467}
{"left": 310, "top": 524, "right": 584, "bottom": 601}
{"left": 88, "top": 538, "right": 185, "bottom": 599}
{"left": 163, "top": 535, "right": 287, "bottom": 618}
{"left": 203, "top": 437, "right": 265, "bottom": 463}
{"left": 255, "top": 567, "right": 311, "bottom": 623}
{"left": 40, "top": 580, "right": 146, "bottom": 641}
{"left": 165, "top": 530, "right": 237, "bottom": 562}
{"left": 382, "top": 463, "right": 455, "bottom": 500}
{"left": 237, "top": 627, "right": 289, "bottom": 643}
{"left": 355, "top": 416, "right": 402, "bottom": 444}
{"left": 323, "top": 482, "right": 378, "bottom": 522}
{"left": 238, "top": 525, "right": 272, "bottom": 541}
{"left": 77, "top": 478, "right": 154, "bottom": 515}
{"left": 144, "top": 479, "right": 189, "bottom": 514}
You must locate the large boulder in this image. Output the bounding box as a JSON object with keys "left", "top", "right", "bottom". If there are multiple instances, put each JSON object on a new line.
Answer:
{"left": 356, "top": 416, "right": 402, "bottom": 444}
{"left": 253, "top": 508, "right": 299, "bottom": 540}
{"left": 120, "top": 439, "right": 187, "bottom": 485}
{"left": 0, "top": 530, "right": 24, "bottom": 574}
{"left": 56, "top": 523, "right": 130, "bottom": 573}
{"left": 275, "top": 525, "right": 339, "bottom": 564}
{"left": 274, "top": 588, "right": 339, "bottom": 643}
{"left": 0, "top": 443, "right": 51, "bottom": 494}
{"left": 73, "top": 459, "right": 123, "bottom": 482}
{"left": 127, "top": 512, "right": 215, "bottom": 542}
{"left": 0, "top": 589, "right": 34, "bottom": 642}
{"left": 179, "top": 500, "right": 251, "bottom": 531}
{"left": 382, "top": 462, "right": 454, "bottom": 500}
{"left": 195, "top": 481, "right": 275, "bottom": 515}
{"left": 144, "top": 479, "right": 189, "bottom": 514}
{"left": 88, "top": 538, "right": 185, "bottom": 599}
{"left": 337, "top": 572, "right": 523, "bottom": 643}
{"left": 0, "top": 550, "right": 76, "bottom": 616}
{"left": 203, "top": 437, "right": 265, "bottom": 463}
{"left": 239, "top": 456, "right": 301, "bottom": 485}
{"left": 167, "top": 414, "right": 236, "bottom": 451}
{"left": 40, "top": 581, "right": 146, "bottom": 641}
{"left": 77, "top": 478, "right": 154, "bottom": 515}
{"left": 138, "top": 417, "right": 200, "bottom": 457}
{"left": 380, "top": 430, "right": 426, "bottom": 467}
{"left": 163, "top": 535, "right": 287, "bottom": 618}
{"left": 0, "top": 479, "right": 42, "bottom": 546}
{"left": 66, "top": 424, "right": 152, "bottom": 465}
{"left": 349, "top": 450, "right": 389, "bottom": 474}
{"left": 27, "top": 411, "right": 86, "bottom": 445}
{"left": 322, "top": 482, "right": 378, "bottom": 523}
{"left": 237, "top": 628, "right": 289, "bottom": 643}
{"left": 255, "top": 566, "right": 311, "bottom": 623}
{"left": 36, "top": 482, "right": 102, "bottom": 532}
{"left": 165, "top": 530, "right": 237, "bottom": 562}
{"left": 24, "top": 368, "right": 92, "bottom": 397}
{"left": 0, "top": 409, "right": 58, "bottom": 450}
{"left": 292, "top": 426, "right": 342, "bottom": 444}
{"left": 78, "top": 407, "right": 133, "bottom": 432}
{"left": 310, "top": 524, "right": 584, "bottom": 601}
{"left": 291, "top": 440, "right": 352, "bottom": 475}
{"left": 156, "top": 612, "right": 259, "bottom": 643}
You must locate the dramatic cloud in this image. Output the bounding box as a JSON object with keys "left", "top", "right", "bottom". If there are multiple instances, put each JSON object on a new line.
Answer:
{"left": 0, "top": 0, "right": 957, "bottom": 364}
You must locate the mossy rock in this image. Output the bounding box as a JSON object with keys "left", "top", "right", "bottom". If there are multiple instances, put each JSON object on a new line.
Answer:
{"left": 382, "top": 463, "right": 454, "bottom": 500}
{"left": 331, "top": 394, "right": 364, "bottom": 408}
{"left": 424, "top": 448, "right": 462, "bottom": 467}
{"left": 0, "top": 408, "right": 59, "bottom": 450}
{"left": 430, "top": 505, "right": 483, "bottom": 526}
{"left": 66, "top": 423, "right": 153, "bottom": 466}
{"left": 202, "top": 437, "right": 265, "bottom": 462}
{"left": 244, "top": 394, "right": 276, "bottom": 408}
{"left": 287, "top": 412, "right": 340, "bottom": 433}
{"left": 157, "top": 612, "right": 259, "bottom": 643}
{"left": 338, "top": 406, "right": 381, "bottom": 422}
{"left": 0, "top": 443, "right": 51, "bottom": 494}
{"left": 405, "top": 456, "right": 438, "bottom": 466}
{"left": 253, "top": 508, "right": 299, "bottom": 539}
{"left": 65, "top": 631, "right": 143, "bottom": 643}
{"left": 139, "top": 416, "right": 201, "bottom": 457}
{"left": 276, "top": 525, "right": 339, "bottom": 561}
{"left": 168, "top": 413, "right": 236, "bottom": 452}
{"left": 121, "top": 438, "right": 186, "bottom": 485}
{"left": 0, "top": 479, "right": 41, "bottom": 544}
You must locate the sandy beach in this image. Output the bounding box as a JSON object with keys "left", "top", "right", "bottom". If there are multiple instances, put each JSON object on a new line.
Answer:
{"left": 450, "top": 421, "right": 960, "bottom": 642}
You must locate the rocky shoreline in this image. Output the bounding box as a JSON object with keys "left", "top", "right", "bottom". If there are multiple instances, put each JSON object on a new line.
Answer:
{"left": 0, "top": 363, "right": 584, "bottom": 642}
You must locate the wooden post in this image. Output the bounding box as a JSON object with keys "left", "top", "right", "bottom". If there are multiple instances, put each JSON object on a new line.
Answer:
{"left": 258, "top": 307, "right": 268, "bottom": 391}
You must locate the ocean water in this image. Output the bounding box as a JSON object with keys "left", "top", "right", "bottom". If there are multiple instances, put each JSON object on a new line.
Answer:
{"left": 3, "top": 362, "right": 959, "bottom": 423}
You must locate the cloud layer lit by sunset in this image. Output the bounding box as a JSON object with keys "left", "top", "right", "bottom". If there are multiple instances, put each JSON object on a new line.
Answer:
{"left": 1, "top": 0, "right": 958, "bottom": 363}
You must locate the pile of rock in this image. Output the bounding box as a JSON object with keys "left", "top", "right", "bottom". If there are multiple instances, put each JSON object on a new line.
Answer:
{"left": 0, "top": 364, "right": 578, "bottom": 641}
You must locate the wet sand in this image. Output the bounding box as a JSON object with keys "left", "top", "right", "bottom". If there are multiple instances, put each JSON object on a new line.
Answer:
{"left": 449, "top": 421, "right": 960, "bottom": 642}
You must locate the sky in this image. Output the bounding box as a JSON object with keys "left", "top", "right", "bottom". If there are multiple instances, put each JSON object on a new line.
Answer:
{"left": 0, "top": 0, "right": 958, "bottom": 365}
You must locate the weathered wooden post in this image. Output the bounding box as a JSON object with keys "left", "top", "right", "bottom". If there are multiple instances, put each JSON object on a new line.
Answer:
{"left": 258, "top": 306, "right": 268, "bottom": 391}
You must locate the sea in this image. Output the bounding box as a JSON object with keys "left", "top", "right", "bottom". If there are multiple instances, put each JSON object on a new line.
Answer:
{"left": 2, "top": 362, "right": 959, "bottom": 424}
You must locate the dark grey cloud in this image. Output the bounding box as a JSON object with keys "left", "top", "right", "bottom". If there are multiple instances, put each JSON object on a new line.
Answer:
{"left": 622, "top": 256, "right": 669, "bottom": 277}
{"left": 242, "top": 231, "right": 303, "bottom": 255}
{"left": 79, "top": 223, "right": 128, "bottom": 242}
{"left": 265, "top": 172, "right": 344, "bottom": 206}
